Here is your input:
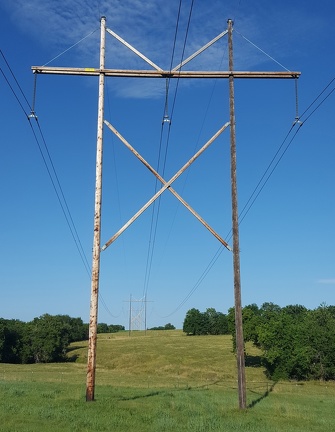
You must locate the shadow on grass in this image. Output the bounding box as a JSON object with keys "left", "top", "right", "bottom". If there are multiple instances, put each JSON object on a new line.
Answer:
{"left": 248, "top": 382, "right": 276, "bottom": 409}
{"left": 67, "top": 345, "right": 83, "bottom": 352}
{"left": 118, "top": 391, "right": 162, "bottom": 401}
{"left": 66, "top": 354, "right": 79, "bottom": 362}
{"left": 245, "top": 354, "right": 263, "bottom": 368}
{"left": 118, "top": 380, "right": 222, "bottom": 401}
{"left": 66, "top": 346, "right": 81, "bottom": 362}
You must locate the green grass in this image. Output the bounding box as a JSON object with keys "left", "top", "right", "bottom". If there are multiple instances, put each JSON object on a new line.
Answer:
{"left": 1, "top": 331, "right": 334, "bottom": 431}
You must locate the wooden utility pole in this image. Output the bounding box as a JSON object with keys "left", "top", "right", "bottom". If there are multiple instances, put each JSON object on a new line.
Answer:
{"left": 228, "top": 19, "right": 247, "bottom": 410}
{"left": 86, "top": 16, "right": 106, "bottom": 402}
{"left": 31, "top": 17, "right": 300, "bottom": 405}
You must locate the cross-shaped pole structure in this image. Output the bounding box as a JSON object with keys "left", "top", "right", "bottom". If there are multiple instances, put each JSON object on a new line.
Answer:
{"left": 32, "top": 16, "right": 300, "bottom": 407}
{"left": 102, "top": 120, "right": 231, "bottom": 251}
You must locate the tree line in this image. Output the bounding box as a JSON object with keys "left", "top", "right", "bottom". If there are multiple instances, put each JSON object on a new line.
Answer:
{"left": 183, "top": 308, "right": 229, "bottom": 335}
{"left": 0, "top": 314, "right": 124, "bottom": 364}
{"left": 183, "top": 303, "right": 335, "bottom": 381}
{"left": 228, "top": 302, "right": 335, "bottom": 381}
{"left": 148, "top": 323, "right": 176, "bottom": 331}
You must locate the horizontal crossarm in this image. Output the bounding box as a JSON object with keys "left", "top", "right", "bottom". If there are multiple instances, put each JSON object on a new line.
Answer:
{"left": 104, "top": 120, "right": 231, "bottom": 251}
{"left": 101, "top": 122, "right": 230, "bottom": 251}
{"left": 31, "top": 66, "right": 300, "bottom": 79}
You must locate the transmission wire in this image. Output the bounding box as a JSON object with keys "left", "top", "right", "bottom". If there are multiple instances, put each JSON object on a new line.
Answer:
{"left": 165, "top": 77, "right": 335, "bottom": 317}
{"left": 1, "top": 51, "right": 117, "bottom": 319}
{"left": 1, "top": 49, "right": 31, "bottom": 110}
{"left": 142, "top": 0, "right": 192, "bottom": 300}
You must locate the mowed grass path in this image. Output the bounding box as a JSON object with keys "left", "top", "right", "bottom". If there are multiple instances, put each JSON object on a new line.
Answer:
{"left": 1, "top": 331, "right": 334, "bottom": 431}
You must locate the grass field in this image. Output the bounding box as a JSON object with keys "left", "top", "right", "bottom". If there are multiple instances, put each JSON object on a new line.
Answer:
{"left": 1, "top": 330, "right": 334, "bottom": 431}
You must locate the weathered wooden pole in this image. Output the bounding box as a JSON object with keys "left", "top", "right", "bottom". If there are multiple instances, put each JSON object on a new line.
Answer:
{"left": 86, "top": 15, "right": 106, "bottom": 402}
{"left": 227, "top": 18, "right": 247, "bottom": 409}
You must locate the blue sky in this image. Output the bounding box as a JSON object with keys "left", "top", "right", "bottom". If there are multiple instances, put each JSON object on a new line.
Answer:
{"left": 1, "top": 0, "right": 334, "bottom": 330}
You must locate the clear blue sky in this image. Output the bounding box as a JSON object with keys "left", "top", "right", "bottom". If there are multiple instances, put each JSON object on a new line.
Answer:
{"left": 1, "top": 0, "right": 334, "bottom": 330}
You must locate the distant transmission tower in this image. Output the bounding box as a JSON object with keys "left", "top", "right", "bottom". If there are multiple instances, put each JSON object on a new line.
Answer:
{"left": 126, "top": 295, "right": 153, "bottom": 334}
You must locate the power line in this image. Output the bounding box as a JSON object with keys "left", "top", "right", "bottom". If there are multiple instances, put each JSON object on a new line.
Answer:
{"left": 1, "top": 49, "right": 31, "bottom": 111}
{"left": 34, "top": 118, "right": 92, "bottom": 274}
{"left": 238, "top": 124, "right": 296, "bottom": 223}
{"left": 165, "top": 76, "right": 335, "bottom": 317}
{"left": 141, "top": 1, "right": 184, "bottom": 298}
{"left": 1, "top": 67, "right": 28, "bottom": 118}
{"left": 169, "top": 0, "right": 195, "bottom": 122}
{"left": 158, "top": 31, "right": 231, "bottom": 278}
{"left": 142, "top": 0, "right": 195, "bottom": 299}
{"left": 299, "top": 76, "right": 335, "bottom": 119}
{"left": 300, "top": 84, "right": 335, "bottom": 124}
{"left": 1, "top": 53, "right": 87, "bottom": 268}
{"left": 1, "top": 50, "right": 118, "bottom": 319}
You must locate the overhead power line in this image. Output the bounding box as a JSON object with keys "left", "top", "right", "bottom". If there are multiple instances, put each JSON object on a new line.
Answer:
{"left": 2, "top": 48, "right": 92, "bottom": 277}
{"left": 142, "top": 0, "right": 195, "bottom": 300}
{"left": 166, "top": 75, "right": 335, "bottom": 317}
{"left": 1, "top": 49, "right": 31, "bottom": 111}
{"left": 1, "top": 49, "right": 118, "bottom": 319}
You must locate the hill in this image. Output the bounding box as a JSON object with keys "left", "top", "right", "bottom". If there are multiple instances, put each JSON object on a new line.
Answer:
{"left": 69, "top": 330, "right": 265, "bottom": 388}
{"left": 1, "top": 330, "right": 335, "bottom": 431}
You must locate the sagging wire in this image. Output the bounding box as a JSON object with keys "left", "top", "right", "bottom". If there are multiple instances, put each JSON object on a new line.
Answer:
{"left": 1, "top": 49, "right": 117, "bottom": 319}
{"left": 165, "top": 75, "right": 335, "bottom": 318}
{"left": 142, "top": 0, "right": 185, "bottom": 300}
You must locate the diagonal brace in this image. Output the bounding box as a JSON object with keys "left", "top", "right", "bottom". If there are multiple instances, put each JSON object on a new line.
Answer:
{"left": 106, "top": 27, "right": 163, "bottom": 72}
{"left": 104, "top": 120, "right": 231, "bottom": 250}
{"left": 101, "top": 121, "right": 231, "bottom": 251}
{"left": 172, "top": 30, "right": 228, "bottom": 72}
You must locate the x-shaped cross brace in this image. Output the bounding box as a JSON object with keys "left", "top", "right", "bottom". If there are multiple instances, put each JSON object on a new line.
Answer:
{"left": 101, "top": 120, "right": 231, "bottom": 252}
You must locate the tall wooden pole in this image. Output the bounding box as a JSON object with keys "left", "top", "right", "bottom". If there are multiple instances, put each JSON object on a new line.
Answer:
{"left": 86, "top": 16, "right": 106, "bottom": 402}
{"left": 228, "top": 18, "right": 247, "bottom": 409}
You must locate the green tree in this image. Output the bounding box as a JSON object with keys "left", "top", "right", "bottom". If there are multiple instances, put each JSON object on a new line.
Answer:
{"left": 55, "top": 315, "right": 87, "bottom": 341}
{"left": 183, "top": 308, "right": 207, "bottom": 335}
{"left": 97, "top": 323, "right": 109, "bottom": 333}
{"left": 227, "top": 307, "right": 235, "bottom": 336}
{"left": 204, "top": 308, "right": 228, "bottom": 335}
{"left": 0, "top": 321, "right": 4, "bottom": 361}
{"left": 164, "top": 323, "right": 176, "bottom": 330}
{"left": 255, "top": 304, "right": 333, "bottom": 381}
{"left": 108, "top": 324, "right": 125, "bottom": 333}
{"left": 29, "top": 314, "right": 72, "bottom": 363}
{"left": 241, "top": 304, "right": 261, "bottom": 345}
{"left": 0, "top": 319, "right": 27, "bottom": 363}
{"left": 148, "top": 323, "right": 176, "bottom": 330}
{"left": 304, "top": 305, "right": 335, "bottom": 380}
{"left": 257, "top": 309, "right": 310, "bottom": 380}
